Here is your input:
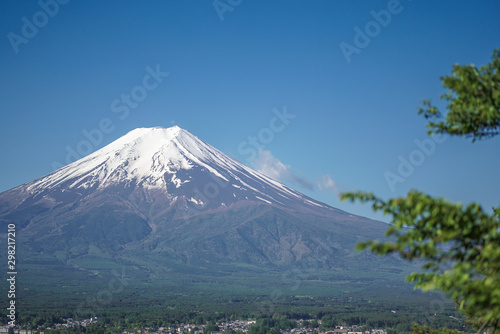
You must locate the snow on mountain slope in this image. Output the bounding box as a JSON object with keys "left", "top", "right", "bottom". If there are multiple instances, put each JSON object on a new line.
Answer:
{"left": 9, "top": 126, "right": 339, "bottom": 215}
{"left": 0, "top": 126, "right": 390, "bottom": 270}
{"left": 26, "top": 126, "right": 209, "bottom": 192}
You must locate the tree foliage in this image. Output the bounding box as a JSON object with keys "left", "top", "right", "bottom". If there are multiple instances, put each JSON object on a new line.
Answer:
{"left": 247, "top": 318, "right": 296, "bottom": 334}
{"left": 342, "top": 49, "right": 500, "bottom": 333}
{"left": 418, "top": 49, "right": 500, "bottom": 140}
{"left": 410, "top": 323, "right": 461, "bottom": 334}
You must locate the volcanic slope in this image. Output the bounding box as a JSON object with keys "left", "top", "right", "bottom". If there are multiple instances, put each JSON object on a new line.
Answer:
{"left": 0, "top": 126, "right": 399, "bottom": 275}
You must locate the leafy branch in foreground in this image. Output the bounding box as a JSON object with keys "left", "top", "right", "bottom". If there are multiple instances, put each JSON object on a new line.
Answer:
{"left": 418, "top": 49, "right": 500, "bottom": 140}
{"left": 341, "top": 191, "right": 500, "bottom": 331}
{"left": 341, "top": 49, "right": 500, "bottom": 333}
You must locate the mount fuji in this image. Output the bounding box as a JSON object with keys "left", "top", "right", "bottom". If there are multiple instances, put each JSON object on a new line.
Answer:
{"left": 0, "top": 126, "right": 394, "bottom": 277}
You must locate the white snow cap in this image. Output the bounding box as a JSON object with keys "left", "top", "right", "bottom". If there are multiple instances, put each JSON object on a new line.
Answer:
{"left": 27, "top": 126, "right": 222, "bottom": 192}
{"left": 23, "top": 126, "right": 331, "bottom": 211}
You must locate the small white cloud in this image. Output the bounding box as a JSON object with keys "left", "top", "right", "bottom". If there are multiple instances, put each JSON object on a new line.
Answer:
{"left": 252, "top": 150, "right": 313, "bottom": 190}
{"left": 318, "top": 174, "right": 340, "bottom": 195}
{"left": 253, "top": 150, "right": 288, "bottom": 180}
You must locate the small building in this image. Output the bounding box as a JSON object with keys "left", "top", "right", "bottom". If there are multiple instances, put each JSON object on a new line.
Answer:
{"left": 334, "top": 330, "right": 348, "bottom": 334}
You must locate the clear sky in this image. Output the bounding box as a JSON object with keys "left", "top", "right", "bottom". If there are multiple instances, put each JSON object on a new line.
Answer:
{"left": 1, "top": 0, "right": 499, "bottom": 221}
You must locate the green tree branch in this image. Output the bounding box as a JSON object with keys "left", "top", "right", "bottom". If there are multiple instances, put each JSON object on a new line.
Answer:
{"left": 341, "top": 49, "right": 500, "bottom": 333}
{"left": 418, "top": 49, "right": 500, "bottom": 141}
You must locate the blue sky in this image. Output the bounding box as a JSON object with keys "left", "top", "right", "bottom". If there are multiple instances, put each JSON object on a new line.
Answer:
{"left": 1, "top": 0, "right": 499, "bottom": 221}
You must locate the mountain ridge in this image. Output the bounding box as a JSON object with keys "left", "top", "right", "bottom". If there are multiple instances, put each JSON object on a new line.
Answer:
{"left": 0, "top": 126, "right": 390, "bottom": 271}
{"left": 1, "top": 126, "right": 347, "bottom": 220}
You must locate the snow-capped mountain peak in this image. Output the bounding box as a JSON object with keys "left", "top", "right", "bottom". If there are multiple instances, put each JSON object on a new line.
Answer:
{"left": 25, "top": 126, "right": 217, "bottom": 192}
{"left": 12, "top": 126, "right": 337, "bottom": 216}
{"left": 0, "top": 128, "right": 389, "bottom": 274}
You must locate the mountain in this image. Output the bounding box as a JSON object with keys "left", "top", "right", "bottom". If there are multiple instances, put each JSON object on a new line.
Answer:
{"left": 2, "top": 125, "right": 342, "bottom": 216}
{"left": 0, "top": 125, "right": 429, "bottom": 319}
{"left": 0, "top": 126, "right": 392, "bottom": 268}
